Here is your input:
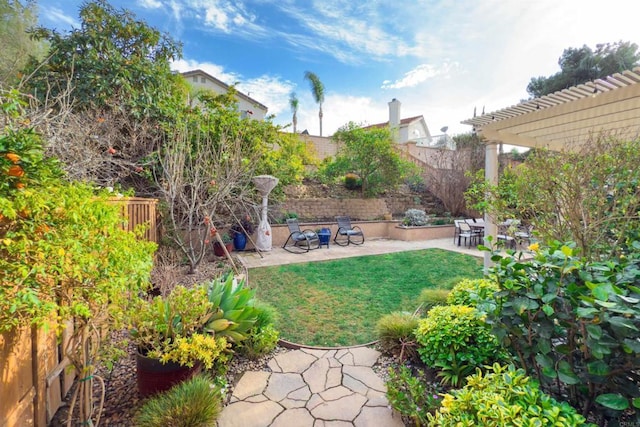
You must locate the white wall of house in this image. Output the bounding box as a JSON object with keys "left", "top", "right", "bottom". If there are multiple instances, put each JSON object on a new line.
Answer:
{"left": 182, "top": 70, "right": 268, "bottom": 121}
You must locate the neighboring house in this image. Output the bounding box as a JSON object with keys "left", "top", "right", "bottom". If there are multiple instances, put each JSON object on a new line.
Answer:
{"left": 366, "top": 98, "right": 454, "bottom": 150}
{"left": 181, "top": 69, "right": 268, "bottom": 121}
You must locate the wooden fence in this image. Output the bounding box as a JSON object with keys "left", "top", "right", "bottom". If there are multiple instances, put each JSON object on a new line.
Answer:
{"left": 0, "top": 197, "right": 158, "bottom": 426}
{"left": 108, "top": 196, "right": 159, "bottom": 243}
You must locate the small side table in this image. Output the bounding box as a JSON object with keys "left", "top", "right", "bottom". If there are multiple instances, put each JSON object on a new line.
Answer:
{"left": 318, "top": 228, "right": 331, "bottom": 248}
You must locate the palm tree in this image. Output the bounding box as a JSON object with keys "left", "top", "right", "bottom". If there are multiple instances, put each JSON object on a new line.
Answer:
{"left": 289, "top": 92, "right": 299, "bottom": 133}
{"left": 304, "top": 71, "right": 325, "bottom": 136}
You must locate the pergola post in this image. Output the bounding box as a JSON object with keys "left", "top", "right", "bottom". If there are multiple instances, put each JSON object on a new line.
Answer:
{"left": 484, "top": 141, "right": 499, "bottom": 270}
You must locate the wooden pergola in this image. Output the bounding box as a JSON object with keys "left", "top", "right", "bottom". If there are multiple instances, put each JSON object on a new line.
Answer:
{"left": 461, "top": 67, "right": 640, "bottom": 267}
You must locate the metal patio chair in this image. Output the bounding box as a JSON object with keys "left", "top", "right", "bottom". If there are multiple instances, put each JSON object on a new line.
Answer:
{"left": 282, "top": 218, "right": 320, "bottom": 253}
{"left": 333, "top": 216, "right": 365, "bottom": 246}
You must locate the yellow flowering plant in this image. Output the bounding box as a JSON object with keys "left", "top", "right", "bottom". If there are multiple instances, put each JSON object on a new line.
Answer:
{"left": 129, "top": 285, "right": 229, "bottom": 368}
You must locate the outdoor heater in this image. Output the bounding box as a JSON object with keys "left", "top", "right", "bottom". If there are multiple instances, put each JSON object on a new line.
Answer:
{"left": 252, "top": 175, "right": 279, "bottom": 251}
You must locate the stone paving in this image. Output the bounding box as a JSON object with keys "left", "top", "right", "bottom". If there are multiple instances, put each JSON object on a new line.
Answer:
{"left": 217, "top": 347, "right": 404, "bottom": 427}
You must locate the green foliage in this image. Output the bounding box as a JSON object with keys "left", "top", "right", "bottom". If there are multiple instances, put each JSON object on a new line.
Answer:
{"left": 487, "top": 241, "right": 640, "bottom": 420}
{"left": 386, "top": 365, "right": 442, "bottom": 426}
{"left": 527, "top": 41, "right": 639, "bottom": 98}
{"left": 415, "top": 305, "right": 507, "bottom": 386}
{"left": 238, "top": 299, "right": 280, "bottom": 359}
{"left": 128, "top": 285, "right": 229, "bottom": 369}
{"left": 376, "top": 312, "right": 419, "bottom": 361}
{"left": 428, "top": 364, "right": 588, "bottom": 426}
{"left": 327, "top": 122, "right": 412, "bottom": 197}
{"left": 402, "top": 208, "right": 429, "bottom": 226}
{"left": 258, "top": 132, "right": 317, "bottom": 188}
{"left": 25, "top": 0, "right": 183, "bottom": 119}
{"left": 0, "top": 0, "right": 47, "bottom": 87}
{"left": 417, "top": 288, "right": 450, "bottom": 312}
{"left": 404, "top": 173, "right": 426, "bottom": 192}
{"left": 205, "top": 274, "right": 258, "bottom": 344}
{"left": 0, "top": 91, "right": 155, "bottom": 332}
{"left": 468, "top": 138, "right": 640, "bottom": 259}
{"left": 446, "top": 278, "right": 500, "bottom": 309}
{"left": 134, "top": 374, "right": 223, "bottom": 427}
{"left": 239, "top": 324, "right": 279, "bottom": 360}
{"left": 0, "top": 90, "right": 61, "bottom": 195}
{"left": 344, "top": 172, "right": 361, "bottom": 190}
{"left": 252, "top": 300, "right": 279, "bottom": 331}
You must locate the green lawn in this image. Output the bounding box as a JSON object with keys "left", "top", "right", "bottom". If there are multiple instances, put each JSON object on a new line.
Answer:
{"left": 249, "top": 248, "right": 483, "bottom": 346}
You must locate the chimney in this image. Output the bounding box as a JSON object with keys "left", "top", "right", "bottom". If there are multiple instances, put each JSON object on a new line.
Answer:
{"left": 388, "top": 98, "right": 401, "bottom": 142}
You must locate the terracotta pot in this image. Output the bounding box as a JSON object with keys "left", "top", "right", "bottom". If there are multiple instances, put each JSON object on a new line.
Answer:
{"left": 135, "top": 352, "right": 202, "bottom": 397}
{"left": 213, "top": 241, "right": 233, "bottom": 257}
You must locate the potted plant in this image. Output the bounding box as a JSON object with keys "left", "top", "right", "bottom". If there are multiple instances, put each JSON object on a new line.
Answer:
{"left": 213, "top": 233, "right": 233, "bottom": 256}
{"left": 230, "top": 215, "right": 254, "bottom": 251}
{"left": 128, "top": 285, "right": 229, "bottom": 397}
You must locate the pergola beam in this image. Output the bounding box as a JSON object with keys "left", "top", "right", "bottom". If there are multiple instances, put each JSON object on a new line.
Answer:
{"left": 461, "top": 67, "right": 640, "bottom": 268}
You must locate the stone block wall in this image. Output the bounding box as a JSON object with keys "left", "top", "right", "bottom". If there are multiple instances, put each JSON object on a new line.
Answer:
{"left": 277, "top": 195, "right": 430, "bottom": 221}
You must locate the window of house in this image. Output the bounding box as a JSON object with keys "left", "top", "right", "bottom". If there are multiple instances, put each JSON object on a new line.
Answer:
{"left": 201, "top": 77, "right": 206, "bottom": 83}
{"left": 192, "top": 76, "right": 197, "bottom": 82}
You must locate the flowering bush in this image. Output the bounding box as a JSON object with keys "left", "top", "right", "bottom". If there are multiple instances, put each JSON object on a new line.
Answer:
{"left": 402, "top": 208, "right": 429, "bottom": 226}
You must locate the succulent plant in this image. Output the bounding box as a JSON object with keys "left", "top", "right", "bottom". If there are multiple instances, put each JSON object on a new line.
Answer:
{"left": 205, "top": 274, "right": 258, "bottom": 343}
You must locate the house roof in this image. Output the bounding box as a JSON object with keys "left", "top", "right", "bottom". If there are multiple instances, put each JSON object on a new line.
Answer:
{"left": 461, "top": 67, "right": 640, "bottom": 150}
{"left": 180, "top": 69, "right": 268, "bottom": 112}
{"left": 364, "top": 115, "right": 424, "bottom": 129}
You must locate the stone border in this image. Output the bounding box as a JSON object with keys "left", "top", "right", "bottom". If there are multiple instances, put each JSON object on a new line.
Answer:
{"left": 278, "top": 338, "right": 379, "bottom": 351}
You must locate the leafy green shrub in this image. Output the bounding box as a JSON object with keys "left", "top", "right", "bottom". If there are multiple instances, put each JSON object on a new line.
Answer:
{"left": 428, "top": 364, "right": 588, "bottom": 426}
{"left": 488, "top": 241, "right": 640, "bottom": 421}
{"left": 239, "top": 299, "right": 280, "bottom": 359}
{"left": 402, "top": 208, "right": 429, "bottom": 226}
{"left": 417, "top": 288, "right": 450, "bottom": 312}
{"left": 135, "top": 374, "right": 223, "bottom": 427}
{"left": 376, "top": 312, "right": 419, "bottom": 361}
{"left": 239, "top": 324, "right": 279, "bottom": 360}
{"left": 415, "top": 305, "right": 507, "bottom": 386}
{"left": 386, "top": 365, "right": 442, "bottom": 426}
{"left": 252, "top": 299, "right": 279, "bottom": 330}
{"left": 344, "top": 172, "right": 361, "bottom": 190}
{"left": 446, "top": 278, "right": 499, "bottom": 308}
{"left": 405, "top": 174, "right": 426, "bottom": 192}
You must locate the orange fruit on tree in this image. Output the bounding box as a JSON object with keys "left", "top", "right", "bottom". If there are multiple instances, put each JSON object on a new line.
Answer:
{"left": 6, "top": 165, "right": 24, "bottom": 177}
{"left": 5, "top": 153, "right": 20, "bottom": 164}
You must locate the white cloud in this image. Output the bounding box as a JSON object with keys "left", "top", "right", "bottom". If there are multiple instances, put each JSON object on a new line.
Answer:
{"left": 138, "top": 0, "right": 163, "bottom": 8}
{"left": 44, "top": 7, "right": 79, "bottom": 28}
{"left": 381, "top": 62, "right": 460, "bottom": 89}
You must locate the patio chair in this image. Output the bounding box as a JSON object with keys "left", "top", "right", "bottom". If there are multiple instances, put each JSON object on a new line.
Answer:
{"left": 514, "top": 223, "right": 533, "bottom": 246}
{"left": 282, "top": 218, "right": 320, "bottom": 253}
{"left": 334, "top": 216, "right": 365, "bottom": 246}
{"left": 454, "top": 219, "right": 480, "bottom": 248}
{"left": 497, "top": 222, "right": 517, "bottom": 249}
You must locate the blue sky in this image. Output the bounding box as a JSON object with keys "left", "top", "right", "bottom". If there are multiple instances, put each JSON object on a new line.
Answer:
{"left": 36, "top": 0, "right": 639, "bottom": 137}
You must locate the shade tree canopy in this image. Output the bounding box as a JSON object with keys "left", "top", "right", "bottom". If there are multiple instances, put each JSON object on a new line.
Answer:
{"left": 527, "top": 41, "right": 640, "bottom": 98}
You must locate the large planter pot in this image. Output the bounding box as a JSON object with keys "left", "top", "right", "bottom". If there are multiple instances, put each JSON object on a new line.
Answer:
{"left": 233, "top": 232, "right": 247, "bottom": 251}
{"left": 135, "top": 352, "right": 202, "bottom": 397}
{"left": 213, "top": 241, "right": 233, "bottom": 257}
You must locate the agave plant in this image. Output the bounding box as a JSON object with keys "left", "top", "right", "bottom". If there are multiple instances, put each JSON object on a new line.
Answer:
{"left": 205, "top": 274, "right": 258, "bottom": 343}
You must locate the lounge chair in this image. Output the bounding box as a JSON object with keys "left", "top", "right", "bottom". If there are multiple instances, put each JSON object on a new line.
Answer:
{"left": 334, "top": 216, "right": 365, "bottom": 246}
{"left": 282, "top": 218, "right": 320, "bottom": 253}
